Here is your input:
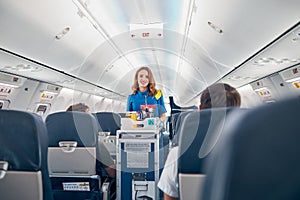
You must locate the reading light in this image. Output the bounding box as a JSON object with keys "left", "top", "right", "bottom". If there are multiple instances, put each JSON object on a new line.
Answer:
{"left": 16, "top": 64, "right": 39, "bottom": 72}
{"left": 253, "top": 57, "right": 300, "bottom": 66}
{"left": 1, "top": 64, "right": 39, "bottom": 72}
{"left": 227, "top": 75, "right": 257, "bottom": 81}
{"left": 55, "top": 79, "right": 75, "bottom": 85}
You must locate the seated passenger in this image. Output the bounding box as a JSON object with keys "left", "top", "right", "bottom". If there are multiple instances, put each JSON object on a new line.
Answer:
{"left": 157, "top": 83, "right": 241, "bottom": 200}
{"left": 66, "top": 103, "right": 90, "bottom": 113}
{"left": 66, "top": 103, "right": 116, "bottom": 178}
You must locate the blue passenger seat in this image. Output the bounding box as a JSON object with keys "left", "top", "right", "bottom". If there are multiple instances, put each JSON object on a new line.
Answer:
{"left": 202, "top": 97, "right": 300, "bottom": 200}
{"left": 171, "top": 111, "right": 194, "bottom": 147}
{"left": 94, "top": 112, "right": 121, "bottom": 161}
{"left": 46, "top": 111, "right": 103, "bottom": 200}
{"left": 0, "top": 110, "right": 53, "bottom": 200}
{"left": 178, "top": 107, "right": 244, "bottom": 200}
{"left": 168, "top": 112, "right": 180, "bottom": 140}
{"left": 94, "top": 112, "right": 121, "bottom": 136}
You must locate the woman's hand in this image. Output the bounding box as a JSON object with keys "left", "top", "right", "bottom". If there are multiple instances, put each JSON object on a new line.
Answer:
{"left": 160, "top": 113, "right": 166, "bottom": 123}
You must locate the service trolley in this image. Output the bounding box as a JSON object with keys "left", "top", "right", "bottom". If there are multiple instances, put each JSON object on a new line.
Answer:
{"left": 116, "top": 117, "right": 163, "bottom": 200}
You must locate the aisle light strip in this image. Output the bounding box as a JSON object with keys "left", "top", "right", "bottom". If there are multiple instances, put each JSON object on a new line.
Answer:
{"left": 41, "top": 90, "right": 59, "bottom": 95}
{"left": 254, "top": 87, "right": 268, "bottom": 92}
{"left": 0, "top": 83, "right": 19, "bottom": 88}
{"left": 72, "top": 0, "right": 134, "bottom": 69}
{"left": 285, "top": 77, "right": 300, "bottom": 83}
{"left": 72, "top": 0, "right": 109, "bottom": 40}
{"left": 176, "top": 0, "right": 196, "bottom": 80}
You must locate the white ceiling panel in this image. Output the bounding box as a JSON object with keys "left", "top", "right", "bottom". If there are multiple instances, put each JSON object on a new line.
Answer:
{"left": 0, "top": 0, "right": 299, "bottom": 104}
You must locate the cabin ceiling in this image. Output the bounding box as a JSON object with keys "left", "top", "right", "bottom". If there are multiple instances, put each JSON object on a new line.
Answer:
{"left": 0, "top": 0, "right": 299, "bottom": 106}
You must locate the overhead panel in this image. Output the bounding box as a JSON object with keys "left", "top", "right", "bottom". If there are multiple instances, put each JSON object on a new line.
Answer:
{"left": 221, "top": 23, "right": 300, "bottom": 88}
{"left": 0, "top": 50, "right": 125, "bottom": 100}
{"left": 0, "top": 0, "right": 104, "bottom": 72}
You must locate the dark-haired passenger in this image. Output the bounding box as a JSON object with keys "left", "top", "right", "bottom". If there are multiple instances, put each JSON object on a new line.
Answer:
{"left": 157, "top": 83, "right": 241, "bottom": 200}
{"left": 67, "top": 103, "right": 116, "bottom": 178}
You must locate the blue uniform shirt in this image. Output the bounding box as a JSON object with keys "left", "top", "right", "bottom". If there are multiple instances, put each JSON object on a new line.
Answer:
{"left": 127, "top": 89, "right": 167, "bottom": 117}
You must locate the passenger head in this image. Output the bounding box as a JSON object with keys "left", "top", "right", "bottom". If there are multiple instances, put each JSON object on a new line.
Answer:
{"left": 200, "top": 83, "right": 241, "bottom": 109}
{"left": 131, "top": 66, "right": 157, "bottom": 96}
{"left": 66, "top": 103, "right": 90, "bottom": 113}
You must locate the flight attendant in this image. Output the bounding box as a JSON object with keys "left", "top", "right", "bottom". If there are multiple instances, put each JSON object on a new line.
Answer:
{"left": 127, "top": 66, "right": 167, "bottom": 122}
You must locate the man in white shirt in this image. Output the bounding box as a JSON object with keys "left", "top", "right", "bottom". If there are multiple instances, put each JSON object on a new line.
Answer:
{"left": 157, "top": 83, "right": 241, "bottom": 200}
{"left": 157, "top": 146, "right": 180, "bottom": 199}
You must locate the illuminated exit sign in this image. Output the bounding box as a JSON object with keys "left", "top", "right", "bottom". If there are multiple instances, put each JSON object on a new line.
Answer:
{"left": 130, "top": 23, "right": 163, "bottom": 39}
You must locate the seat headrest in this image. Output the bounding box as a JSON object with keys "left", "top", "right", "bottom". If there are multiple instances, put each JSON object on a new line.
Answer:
{"left": 0, "top": 110, "right": 47, "bottom": 171}
{"left": 172, "top": 111, "right": 194, "bottom": 145}
{"left": 94, "top": 112, "right": 121, "bottom": 135}
{"left": 171, "top": 112, "right": 181, "bottom": 127}
{"left": 202, "top": 97, "right": 300, "bottom": 200}
{"left": 46, "top": 111, "right": 98, "bottom": 147}
{"left": 178, "top": 107, "right": 244, "bottom": 174}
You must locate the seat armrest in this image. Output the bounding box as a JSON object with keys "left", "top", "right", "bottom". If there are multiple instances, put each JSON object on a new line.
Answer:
{"left": 102, "top": 177, "right": 116, "bottom": 200}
